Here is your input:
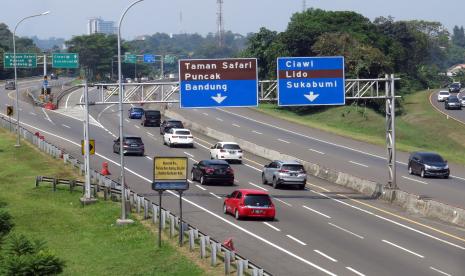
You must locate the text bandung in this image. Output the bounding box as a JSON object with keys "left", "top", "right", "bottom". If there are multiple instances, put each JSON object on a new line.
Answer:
{"left": 185, "top": 83, "right": 228, "bottom": 92}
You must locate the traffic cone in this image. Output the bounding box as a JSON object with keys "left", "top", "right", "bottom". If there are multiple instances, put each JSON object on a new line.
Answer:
{"left": 101, "top": 162, "right": 110, "bottom": 175}
{"left": 223, "top": 238, "right": 235, "bottom": 251}
{"left": 35, "top": 131, "right": 40, "bottom": 137}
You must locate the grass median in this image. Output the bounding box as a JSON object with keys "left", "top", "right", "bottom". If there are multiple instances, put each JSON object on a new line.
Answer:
{"left": 257, "top": 89, "right": 465, "bottom": 165}
{"left": 0, "top": 129, "right": 206, "bottom": 275}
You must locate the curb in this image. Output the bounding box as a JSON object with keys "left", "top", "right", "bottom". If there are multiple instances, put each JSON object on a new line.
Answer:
{"left": 163, "top": 109, "right": 465, "bottom": 228}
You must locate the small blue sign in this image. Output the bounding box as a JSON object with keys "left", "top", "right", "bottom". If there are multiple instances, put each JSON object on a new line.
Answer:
{"left": 277, "top": 56, "right": 345, "bottom": 106}
{"left": 179, "top": 58, "right": 258, "bottom": 108}
{"left": 43, "top": 79, "right": 49, "bottom": 88}
{"left": 143, "top": 54, "right": 156, "bottom": 63}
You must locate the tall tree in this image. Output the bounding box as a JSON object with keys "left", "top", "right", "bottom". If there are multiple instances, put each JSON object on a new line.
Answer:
{"left": 452, "top": 25, "right": 465, "bottom": 48}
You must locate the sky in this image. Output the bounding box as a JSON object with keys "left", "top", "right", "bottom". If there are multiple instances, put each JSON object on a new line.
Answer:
{"left": 1, "top": 0, "right": 465, "bottom": 40}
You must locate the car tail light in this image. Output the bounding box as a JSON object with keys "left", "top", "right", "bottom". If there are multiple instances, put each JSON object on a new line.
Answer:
{"left": 188, "top": 136, "right": 193, "bottom": 138}
{"left": 238, "top": 150, "right": 243, "bottom": 153}
{"left": 279, "top": 169, "right": 289, "bottom": 173}
{"left": 220, "top": 149, "right": 226, "bottom": 152}
{"left": 227, "top": 168, "right": 234, "bottom": 174}
{"left": 172, "top": 136, "right": 178, "bottom": 138}
{"left": 205, "top": 168, "right": 215, "bottom": 174}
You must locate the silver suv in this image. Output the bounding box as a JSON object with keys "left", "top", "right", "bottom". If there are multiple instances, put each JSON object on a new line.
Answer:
{"left": 262, "top": 160, "right": 307, "bottom": 189}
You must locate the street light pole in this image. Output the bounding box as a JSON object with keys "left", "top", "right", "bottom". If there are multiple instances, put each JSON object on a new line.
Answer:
{"left": 117, "top": 0, "right": 144, "bottom": 225}
{"left": 13, "top": 11, "right": 50, "bottom": 147}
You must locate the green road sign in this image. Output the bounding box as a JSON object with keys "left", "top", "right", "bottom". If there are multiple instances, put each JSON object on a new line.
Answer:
{"left": 164, "top": 55, "right": 177, "bottom": 64}
{"left": 52, "top": 53, "right": 79, "bottom": 68}
{"left": 124, "top": 54, "right": 137, "bottom": 63}
{"left": 3, "top": 53, "right": 37, "bottom": 68}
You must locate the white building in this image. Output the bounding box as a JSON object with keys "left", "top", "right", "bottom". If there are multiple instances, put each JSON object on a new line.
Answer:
{"left": 87, "top": 18, "right": 117, "bottom": 35}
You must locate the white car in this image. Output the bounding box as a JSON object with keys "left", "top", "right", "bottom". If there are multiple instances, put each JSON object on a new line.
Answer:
{"left": 163, "top": 128, "right": 194, "bottom": 148}
{"left": 461, "top": 95, "right": 465, "bottom": 107}
{"left": 437, "top": 91, "right": 450, "bottom": 102}
{"left": 210, "top": 142, "right": 243, "bottom": 163}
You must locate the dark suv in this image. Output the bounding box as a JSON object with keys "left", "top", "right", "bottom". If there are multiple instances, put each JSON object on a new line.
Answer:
{"left": 113, "top": 136, "right": 145, "bottom": 156}
{"left": 445, "top": 96, "right": 462, "bottom": 110}
{"left": 191, "top": 159, "right": 234, "bottom": 185}
{"left": 449, "top": 82, "right": 461, "bottom": 93}
{"left": 160, "top": 119, "right": 184, "bottom": 135}
{"left": 408, "top": 152, "right": 449, "bottom": 178}
{"left": 141, "top": 110, "right": 161, "bottom": 127}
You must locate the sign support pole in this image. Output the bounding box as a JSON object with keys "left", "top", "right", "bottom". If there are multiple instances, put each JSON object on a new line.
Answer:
{"left": 158, "top": 191, "right": 163, "bottom": 247}
{"left": 179, "top": 191, "right": 183, "bottom": 246}
{"left": 43, "top": 53, "right": 47, "bottom": 77}
{"left": 80, "top": 81, "right": 96, "bottom": 205}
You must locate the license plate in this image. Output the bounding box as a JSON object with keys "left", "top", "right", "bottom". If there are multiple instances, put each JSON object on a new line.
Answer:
{"left": 253, "top": 209, "right": 263, "bottom": 214}
{"left": 290, "top": 173, "right": 297, "bottom": 176}
{"left": 229, "top": 151, "right": 235, "bottom": 154}
{"left": 180, "top": 137, "right": 187, "bottom": 139}
{"left": 131, "top": 144, "right": 137, "bottom": 147}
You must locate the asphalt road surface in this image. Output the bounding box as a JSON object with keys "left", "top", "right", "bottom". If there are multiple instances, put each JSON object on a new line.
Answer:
{"left": 1, "top": 82, "right": 464, "bottom": 276}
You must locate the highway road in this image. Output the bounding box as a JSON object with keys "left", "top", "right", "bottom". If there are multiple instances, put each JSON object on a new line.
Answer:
{"left": 1, "top": 81, "right": 464, "bottom": 276}
{"left": 430, "top": 90, "right": 465, "bottom": 126}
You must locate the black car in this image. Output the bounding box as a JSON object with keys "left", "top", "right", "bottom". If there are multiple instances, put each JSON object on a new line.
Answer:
{"left": 160, "top": 119, "right": 184, "bottom": 135}
{"left": 445, "top": 96, "right": 462, "bottom": 110}
{"left": 449, "top": 82, "right": 461, "bottom": 93}
{"left": 50, "top": 73, "right": 58, "bottom": 80}
{"left": 191, "top": 159, "right": 234, "bottom": 185}
{"left": 141, "top": 110, "right": 161, "bottom": 127}
{"left": 113, "top": 136, "right": 145, "bottom": 156}
{"left": 408, "top": 152, "right": 449, "bottom": 178}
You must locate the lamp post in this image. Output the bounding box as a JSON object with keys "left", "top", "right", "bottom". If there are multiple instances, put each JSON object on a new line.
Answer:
{"left": 13, "top": 11, "right": 50, "bottom": 147}
{"left": 116, "top": 0, "right": 144, "bottom": 225}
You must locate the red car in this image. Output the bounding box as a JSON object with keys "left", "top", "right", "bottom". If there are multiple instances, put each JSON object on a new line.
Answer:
{"left": 223, "top": 189, "right": 275, "bottom": 220}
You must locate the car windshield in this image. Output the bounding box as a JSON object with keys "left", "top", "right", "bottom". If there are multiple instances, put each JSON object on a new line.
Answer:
{"left": 132, "top": 108, "right": 143, "bottom": 112}
{"left": 169, "top": 121, "right": 183, "bottom": 127}
{"left": 448, "top": 97, "right": 459, "bottom": 102}
{"left": 422, "top": 154, "right": 444, "bottom": 163}
{"left": 244, "top": 194, "right": 272, "bottom": 207}
{"left": 223, "top": 144, "right": 241, "bottom": 150}
{"left": 124, "top": 137, "right": 142, "bottom": 144}
{"left": 282, "top": 164, "right": 305, "bottom": 171}
{"left": 439, "top": 92, "right": 449, "bottom": 95}
{"left": 175, "top": 130, "right": 191, "bottom": 135}
{"left": 208, "top": 164, "right": 230, "bottom": 169}
{"left": 145, "top": 111, "right": 160, "bottom": 117}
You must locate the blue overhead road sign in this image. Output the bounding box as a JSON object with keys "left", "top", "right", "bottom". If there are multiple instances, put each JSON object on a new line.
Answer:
{"left": 277, "top": 56, "right": 345, "bottom": 106}
{"left": 143, "top": 54, "right": 156, "bottom": 63}
{"left": 179, "top": 58, "right": 258, "bottom": 108}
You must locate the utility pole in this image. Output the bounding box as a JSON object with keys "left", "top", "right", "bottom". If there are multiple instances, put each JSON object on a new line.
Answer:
{"left": 216, "top": 0, "right": 224, "bottom": 47}
{"left": 302, "top": 0, "right": 307, "bottom": 11}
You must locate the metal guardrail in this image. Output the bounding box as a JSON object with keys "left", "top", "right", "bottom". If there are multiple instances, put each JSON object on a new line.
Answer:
{"left": 0, "top": 115, "right": 270, "bottom": 276}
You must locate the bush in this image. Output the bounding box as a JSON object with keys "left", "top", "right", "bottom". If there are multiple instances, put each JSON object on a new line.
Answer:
{"left": 0, "top": 234, "right": 65, "bottom": 275}
{"left": 0, "top": 205, "right": 14, "bottom": 238}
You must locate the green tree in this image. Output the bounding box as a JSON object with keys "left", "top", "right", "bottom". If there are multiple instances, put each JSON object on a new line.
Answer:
{"left": 452, "top": 25, "right": 465, "bottom": 48}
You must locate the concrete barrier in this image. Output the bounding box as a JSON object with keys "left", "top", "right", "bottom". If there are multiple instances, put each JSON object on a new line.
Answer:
{"left": 163, "top": 109, "right": 465, "bottom": 228}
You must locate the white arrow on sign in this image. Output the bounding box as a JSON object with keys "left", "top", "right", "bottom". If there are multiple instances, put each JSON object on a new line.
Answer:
{"left": 212, "top": 93, "right": 227, "bottom": 104}
{"left": 304, "top": 91, "right": 319, "bottom": 102}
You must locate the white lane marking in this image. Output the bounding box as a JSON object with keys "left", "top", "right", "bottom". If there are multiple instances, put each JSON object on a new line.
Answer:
{"left": 252, "top": 130, "right": 262, "bottom": 135}
{"left": 314, "top": 250, "right": 337, "bottom": 262}
{"left": 29, "top": 112, "right": 37, "bottom": 116}
{"left": 402, "top": 176, "right": 428, "bottom": 185}
{"left": 286, "top": 235, "right": 307, "bottom": 246}
{"left": 302, "top": 205, "right": 331, "bottom": 218}
{"left": 218, "top": 108, "right": 410, "bottom": 165}
{"left": 41, "top": 108, "right": 55, "bottom": 125}
{"left": 125, "top": 119, "right": 130, "bottom": 123}
{"left": 111, "top": 109, "right": 116, "bottom": 112}
{"left": 134, "top": 125, "right": 140, "bottom": 129}
{"left": 429, "top": 266, "right": 452, "bottom": 276}
{"left": 248, "top": 182, "right": 268, "bottom": 191}
{"left": 263, "top": 222, "right": 280, "bottom": 232}
{"left": 382, "top": 240, "right": 424, "bottom": 258}
{"left": 61, "top": 124, "right": 71, "bottom": 129}
{"left": 209, "top": 192, "right": 222, "bottom": 199}
{"left": 232, "top": 123, "right": 240, "bottom": 128}
{"left": 193, "top": 140, "right": 211, "bottom": 150}
{"left": 272, "top": 197, "right": 292, "bottom": 207}
{"left": 183, "top": 151, "right": 194, "bottom": 158}
{"left": 65, "top": 87, "right": 80, "bottom": 109}
{"left": 79, "top": 94, "right": 84, "bottom": 110}
{"left": 189, "top": 157, "right": 198, "bottom": 163}
{"left": 346, "top": 267, "right": 366, "bottom": 276}
{"left": 278, "top": 138, "right": 291, "bottom": 144}
{"left": 216, "top": 117, "right": 223, "bottom": 122}
{"left": 195, "top": 184, "right": 206, "bottom": 191}
{"left": 0, "top": 120, "right": 338, "bottom": 276}
{"left": 308, "top": 148, "right": 325, "bottom": 155}
{"left": 97, "top": 104, "right": 115, "bottom": 122}
{"left": 145, "top": 156, "right": 151, "bottom": 160}
{"left": 147, "top": 132, "right": 154, "bottom": 136}
{"left": 245, "top": 163, "right": 261, "bottom": 172}
{"left": 19, "top": 108, "right": 23, "bottom": 111}
{"left": 349, "top": 161, "right": 369, "bottom": 168}
{"left": 328, "top": 223, "right": 364, "bottom": 239}
{"left": 202, "top": 112, "right": 208, "bottom": 116}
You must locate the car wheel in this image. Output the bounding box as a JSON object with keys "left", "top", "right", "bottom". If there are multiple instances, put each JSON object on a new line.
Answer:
{"left": 223, "top": 204, "right": 228, "bottom": 214}
{"left": 168, "top": 140, "right": 173, "bottom": 147}
{"left": 408, "top": 166, "right": 413, "bottom": 175}
{"left": 191, "top": 170, "right": 196, "bottom": 181}
{"left": 235, "top": 209, "right": 240, "bottom": 220}
{"left": 420, "top": 169, "right": 425, "bottom": 178}
{"left": 272, "top": 177, "right": 279, "bottom": 189}
{"left": 262, "top": 173, "right": 267, "bottom": 185}
{"left": 200, "top": 175, "right": 206, "bottom": 185}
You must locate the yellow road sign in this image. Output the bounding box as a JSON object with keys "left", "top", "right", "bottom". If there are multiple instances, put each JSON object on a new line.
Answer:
{"left": 81, "top": 139, "right": 95, "bottom": 155}
{"left": 6, "top": 105, "right": 13, "bottom": 117}
{"left": 154, "top": 157, "right": 188, "bottom": 181}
